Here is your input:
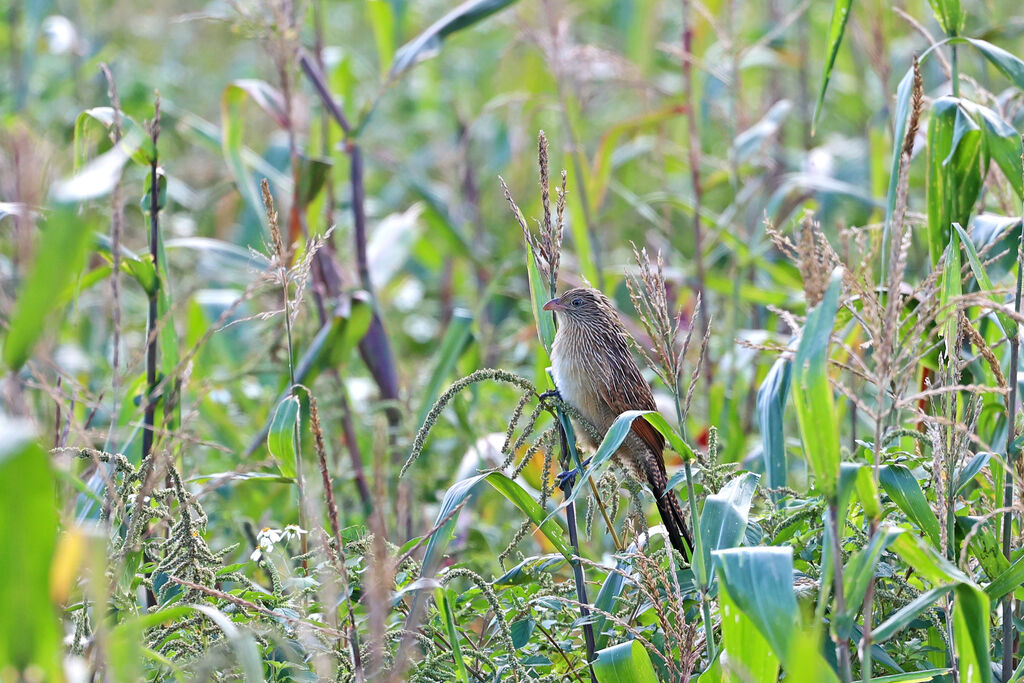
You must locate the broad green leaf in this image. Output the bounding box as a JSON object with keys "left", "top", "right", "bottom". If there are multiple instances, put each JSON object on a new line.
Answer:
{"left": 927, "top": 98, "right": 983, "bottom": 266}
{"left": 879, "top": 464, "right": 943, "bottom": 548}
{"left": 416, "top": 308, "right": 474, "bottom": 427}
{"left": 550, "top": 409, "right": 696, "bottom": 518}
{"left": 699, "top": 472, "right": 760, "bottom": 576}
{"left": 435, "top": 587, "right": 469, "bottom": 682}
{"left": 526, "top": 241, "right": 556, "bottom": 355}
{"left": 792, "top": 269, "right": 842, "bottom": 499}
{"left": 811, "top": 0, "right": 852, "bottom": 133}
{"left": 719, "top": 580, "right": 780, "bottom": 683}
{"left": 3, "top": 206, "right": 93, "bottom": 370}
{"left": 984, "top": 553, "right": 1024, "bottom": 603}
{"left": 714, "top": 547, "right": 801, "bottom": 661}
{"left": 951, "top": 584, "right": 991, "bottom": 683}
{"left": 389, "top": 0, "right": 519, "bottom": 79}
{"left": 953, "top": 451, "right": 991, "bottom": 496}
{"left": 0, "top": 427, "right": 61, "bottom": 679}
{"left": 756, "top": 356, "right": 791, "bottom": 494}
{"left": 267, "top": 394, "right": 300, "bottom": 479}
{"left": 593, "top": 640, "right": 659, "bottom": 683}
{"left": 509, "top": 618, "right": 535, "bottom": 649}
{"left": 967, "top": 38, "right": 1024, "bottom": 90}
{"left": 888, "top": 532, "right": 990, "bottom": 682}
{"left": 927, "top": 0, "right": 964, "bottom": 36}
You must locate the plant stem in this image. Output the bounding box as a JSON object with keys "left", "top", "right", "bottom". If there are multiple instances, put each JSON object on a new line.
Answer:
{"left": 683, "top": 459, "right": 716, "bottom": 664}
{"left": 557, "top": 423, "right": 598, "bottom": 683}
{"left": 680, "top": 0, "right": 709, "bottom": 353}
{"left": 1001, "top": 144, "right": 1024, "bottom": 680}
{"left": 950, "top": 43, "right": 960, "bottom": 98}
{"left": 829, "top": 504, "right": 853, "bottom": 683}
{"left": 142, "top": 98, "right": 161, "bottom": 462}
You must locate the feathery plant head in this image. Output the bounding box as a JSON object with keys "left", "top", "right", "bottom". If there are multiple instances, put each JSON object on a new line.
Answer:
{"left": 626, "top": 243, "right": 709, "bottom": 428}
{"left": 501, "top": 130, "right": 567, "bottom": 297}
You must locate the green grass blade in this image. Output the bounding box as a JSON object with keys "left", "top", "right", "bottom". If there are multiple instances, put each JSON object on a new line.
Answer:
{"left": 267, "top": 395, "right": 300, "bottom": 479}
{"left": 3, "top": 206, "right": 93, "bottom": 371}
{"left": 811, "top": 0, "right": 853, "bottom": 133}
{"left": 792, "top": 269, "right": 842, "bottom": 499}
{"left": 873, "top": 586, "right": 954, "bottom": 643}
{"left": 879, "top": 464, "right": 943, "bottom": 548}
{"left": 435, "top": 587, "right": 469, "bottom": 682}
{"left": 756, "top": 356, "right": 791, "bottom": 494}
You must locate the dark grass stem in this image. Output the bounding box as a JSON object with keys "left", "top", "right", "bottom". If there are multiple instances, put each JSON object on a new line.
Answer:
{"left": 142, "top": 95, "right": 161, "bottom": 462}
{"left": 680, "top": 0, "right": 710, "bottom": 358}
{"left": 1001, "top": 140, "right": 1024, "bottom": 680}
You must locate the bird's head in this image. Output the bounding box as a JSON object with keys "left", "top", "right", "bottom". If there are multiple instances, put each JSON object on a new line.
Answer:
{"left": 542, "top": 287, "right": 617, "bottom": 328}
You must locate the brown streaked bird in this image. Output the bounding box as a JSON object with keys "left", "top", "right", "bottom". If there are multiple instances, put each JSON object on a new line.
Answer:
{"left": 543, "top": 287, "right": 693, "bottom": 559}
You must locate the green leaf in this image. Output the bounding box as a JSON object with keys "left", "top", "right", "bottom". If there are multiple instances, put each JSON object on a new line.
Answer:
{"left": 509, "top": 618, "right": 536, "bottom": 649}
{"left": 871, "top": 670, "right": 951, "bottom": 683}
{"left": 882, "top": 66, "right": 916, "bottom": 275}
{"left": 927, "top": 98, "right": 983, "bottom": 266}
{"left": 953, "top": 451, "right": 991, "bottom": 496}
{"left": 389, "top": 0, "right": 520, "bottom": 79}
{"left": 811, "top": 0, "right": 853, "bottom": 133}
{"left": 699, "top": 472, "right": 760, "bottom": 577}
{"left": 873, "top": 586, "right": 954, "bottom": 643}
{"left": 984, "top": 553, "right": 1024, "bottom": 603}
{"left": 953, "top": 223, "right": 1015, "bottom": 337}
{"left": 756, "top": 356, "right": 791, "bottom": 494}
{"left": 0, "top": 426, "right": 61, "bottom": 679}
{"left": 551, "top": 409, "right": 696, "bottom": 518}
{"left": 839, "top": 525, "right": 899, "bottom": 637}
{"left": 267, "top": 395, "right": 300, "bottom": 479}
{"left": 792, "top": 269, "right": 842, "bottom": 499}
{"left": 967, "top": 38, "right": 1024, "bottom": 90}
{"left": 927, "top": 0, "right": 964, "bottom": 36}
{"left": 719, "top": 577, "right": 780, "bottom": 682}
{"left": 714, "top": 547, "right": 802, "bottom": 662}
{"left": 593, "top": 640, "right": 659, "bottom": 683}
{"left": 879, "top": 464, "right": 943, "bottom": 548}
{"left": 3, "top": 206, "right": 93, "bottom": 370}
{"left": 416, "top": 308, "right": 473, "bottom": 427}
{"left": 73, "top": 107, "right": 156, "bottom": 168}
{"left": 526, "top": 241, "right": 556, "bottom": 355}
{"left": 435, "top": 587, "right": 469, "bottom": 682}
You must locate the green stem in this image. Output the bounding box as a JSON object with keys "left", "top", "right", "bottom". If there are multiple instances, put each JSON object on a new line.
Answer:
{"left": 684, "top": 459, "right": 715, "bottom": 663}
{"left": 950, "top": 43, "right": 960, "bottom": 98}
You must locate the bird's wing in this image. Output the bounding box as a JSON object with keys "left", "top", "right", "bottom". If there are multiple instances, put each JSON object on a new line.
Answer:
{"left": 596, "top": 353, "right": 666, "bottom": 473}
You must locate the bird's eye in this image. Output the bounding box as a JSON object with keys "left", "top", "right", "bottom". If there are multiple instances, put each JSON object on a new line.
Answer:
{"left": 571, "top": 298, "right": 583, "bottom": 307}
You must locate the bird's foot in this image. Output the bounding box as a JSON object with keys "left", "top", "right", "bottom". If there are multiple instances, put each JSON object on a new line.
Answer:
{"left": 555, "top": 456, "right": 593, "bottom": 491}
{"left": 538, "top": 388, "right": 562, "bottom": 408}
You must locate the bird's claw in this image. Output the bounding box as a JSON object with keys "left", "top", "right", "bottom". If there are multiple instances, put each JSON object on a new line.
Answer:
{"left": 555, "top": 456, "right": 592, "bottom": 491}
{"left": 538, "top": 388, "right": 562, "bottom": 408}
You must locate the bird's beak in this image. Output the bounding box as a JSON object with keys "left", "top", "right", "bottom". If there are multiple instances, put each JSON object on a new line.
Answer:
{"left": 542, "top": 298, "right": 565, "bottom": 312}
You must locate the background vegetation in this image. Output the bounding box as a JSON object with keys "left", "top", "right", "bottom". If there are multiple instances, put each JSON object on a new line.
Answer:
{"left": 4, "top": 0, "right": 1024, "bottom": 680}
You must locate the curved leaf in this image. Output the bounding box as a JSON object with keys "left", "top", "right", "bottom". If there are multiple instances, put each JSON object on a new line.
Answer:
{"left": 593, "top": 640, "right": 659, "bottom": 683}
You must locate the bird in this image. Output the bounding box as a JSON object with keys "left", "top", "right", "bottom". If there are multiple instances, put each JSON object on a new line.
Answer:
{"left": 542, "top": 286, "right": 693, "bottom": 559}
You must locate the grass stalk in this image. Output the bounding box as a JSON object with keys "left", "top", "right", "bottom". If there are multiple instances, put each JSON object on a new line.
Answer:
{"left": 1001, "top": 140, "right": 1024, "bottom": 680}
{"left": 141, "top": 95, "right": 161, "bottom": 461}
{"left": 830, "top": 503, "right": 853, "bottom": 682}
